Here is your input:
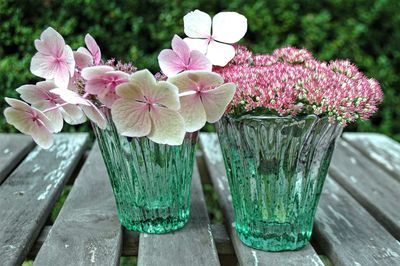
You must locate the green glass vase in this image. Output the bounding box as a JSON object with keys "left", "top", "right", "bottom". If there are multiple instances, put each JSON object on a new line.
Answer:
{"left": 216, "top": 114, "right": 342, "bottom": 251}
{"left": 92, "top": 109, "right": 198, "bottom": 234}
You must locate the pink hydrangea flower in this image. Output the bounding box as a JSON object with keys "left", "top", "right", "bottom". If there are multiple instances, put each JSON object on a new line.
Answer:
{"left": 16, "top": 81, "right": 86, "bottom": 132}
{"left": 4, "top": 98, "right": 55, "bottom": 149}
{"left": 81, "top": 65, "right": 129, "bottom": 108}
{"left": 30, "top": 27, "right": 75, "bottom": 89}
{"left": 75, "top": 34, "right": 102, "bottom": 67}
{"left": 183, "top": 10, "right": 247, "bottom": 66}
{"left": 50, "top": 88, "right": 107, "bottom": 129}
{"left": 158, "top": 35, "right": 212, "bottom": 77}
{"left": 111, "top": 69, "right": 185, "bottom": 145}
{"left": 168, "top": 71, "right": 236, "bottom": 132}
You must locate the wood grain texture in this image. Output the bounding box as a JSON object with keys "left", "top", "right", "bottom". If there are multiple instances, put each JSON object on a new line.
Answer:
{"left": 0, "top": 134, "right": 89, "bottom": 266}
{"left": 0, "top": 133, "right": 35, "bottom": 183}
{"left": 30, "top": 224, "right": 234, "bottom": 257}
{"left": 330, "top": 140, "right": 400, "bottom": 239}
{"left": 200, "top": 133, "right": 324, "bottom": 266}
{"left": 343, "top": 133, "right": 400, "bottom": 182}
{"left": 314, "top": 177, "right": 400, "bottom": 265}
{"left": 137, "top": 164, "right": 220, "bottom": 266}
{"left": 33, "top": 143, "right": 122, "bottom": 266}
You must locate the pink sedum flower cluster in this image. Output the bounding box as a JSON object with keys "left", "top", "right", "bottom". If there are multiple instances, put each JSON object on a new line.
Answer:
{"left": 215, "top": 46, "right": 383, "bottom": 125}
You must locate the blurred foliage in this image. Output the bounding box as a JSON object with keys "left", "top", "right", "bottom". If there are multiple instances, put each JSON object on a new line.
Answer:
{"left": 0, "top": 0, "right": 399, "bottom": 140}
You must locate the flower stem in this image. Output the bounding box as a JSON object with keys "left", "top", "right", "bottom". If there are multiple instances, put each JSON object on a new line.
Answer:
{"left": 43, "top": 102, "right": 69, "bottom": 113}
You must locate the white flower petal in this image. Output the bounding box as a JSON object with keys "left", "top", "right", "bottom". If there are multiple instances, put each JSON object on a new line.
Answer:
{"left": 201, "top": 83, "right": 236, "bottom": 123}
{"left": 61, "top": 104, "right": 87, "bottom": 125}
{"left": 179, "top": 93, "right": 207, "bottom": 132}
{"left": 183, "top": 9, "right": 212, "bottom": 38}
{"left": 206, "top": 41, "right": 235, "bottom": 66}
{"left": 81, "top": 65, "right": 114, "bottom": 80}
{"left": 212, "top": 12, "right": 247, "bottom": 43}
{"left": 34, "top": 101, "right": 63, "bottom": 133}
{"left": 111, "top": 99, "right": 152, "bottom": 137}
{"left": 168, "top": 70, "right": 224, "bottom": 93}
{"left": 50, "top": 88, "right": 91, "bottom": 106}
{"left": 148, "top": 108, "right": 185, "bottom": 145}
{"left": 183, "top": 38, "right": 209, "bottom": 54}
{"left": 81, "top": 102, "right": 107, "bottom": 129}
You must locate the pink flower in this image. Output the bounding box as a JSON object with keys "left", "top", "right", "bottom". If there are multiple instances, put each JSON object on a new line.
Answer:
{"left": 158, "top": 35, "right": 212, "bottom": 77}
{"left": 4, "top": 98, "right": 55, "bottom": 149}
{"left": 183, "top": 10, "right": 247, "bottom": 66}
{"left": 16, "top": 81, "right": 86, "bottom": 132}
{"left": 81, "top": 65, "right": 129, "bottom": 108}
{"left": 30, "top": 27, "right": 75, "bottom": 89}
{"left": 111, "top": 69, "right": 185, "bottom": 145}
{"left": 75, "top": 34, "right": 102, "bottom": 67}
{"left": 50, "top": 88, "right": 107, "bottom": 129}
{"left": 168, "top": 71, "right": 236, "bottom": 132}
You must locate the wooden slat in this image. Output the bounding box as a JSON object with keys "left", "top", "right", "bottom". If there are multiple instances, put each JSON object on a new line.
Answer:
{"left": 30, "top": 224, "right": 234, "bottom": 257}
{"left": 343, "top": 133, "right": 400, "bottom": 182}
{"left": 33, "top": 143, "right": 122, "bottom": 266}
{"left": 313, "top": 177, "right": 400, "bottom": 265}
{"left": 0, "top": 133, "right": 35, "bottom": 183}
{"left": 0, "top": 133, "right": 89, "bottom": 266}
{"left": 200, "top": 133, "right": 324, "bottom": 266}
{"left": 137, "top": 164, "right": 220, "bottom": 266}
{"left": 330, "top": 140, "right": 400, "bottom": 239}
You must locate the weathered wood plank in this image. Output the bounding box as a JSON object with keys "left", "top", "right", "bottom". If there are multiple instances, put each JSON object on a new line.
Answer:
{"left": 0, "top": 133, "right": 89, "bottom": 266}
{"left": 30, "top": 224, "right": 234, "bottom": 257}
{"left": 33, "top": 143, "right": 122, "bottom": 266}
{"left": 0, "top": 133, "right": 35, "bottom": 183}
{"left": 200, "top": 133, "right": 324, "bottom": 266}
{"left": 137, "top": 164, "right": 220, "bottom": 266}
{"left": 314, "top": 177, "right": 400, "bottom": 265}
{"left": 330, "top": 140, "right": 400, "bottom": 239}
{"left": 343, "top": 133, "right": 400, "bottom": 182}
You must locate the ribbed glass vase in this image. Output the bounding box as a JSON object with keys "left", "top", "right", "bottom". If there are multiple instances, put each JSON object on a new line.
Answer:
{"left": 92, "top": 109, "right": 198, "bottom": 234}
{"left": 216, "top": 114, "right": 342, "bottom": 251}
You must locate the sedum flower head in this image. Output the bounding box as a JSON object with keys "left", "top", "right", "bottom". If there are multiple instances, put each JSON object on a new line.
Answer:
{"left": 215, "top": 46, "right": 383, "bottom": 125}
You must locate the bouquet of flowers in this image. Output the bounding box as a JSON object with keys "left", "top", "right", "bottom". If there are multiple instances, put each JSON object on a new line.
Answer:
{"left": 4, "top": 10, "right": 248, "bottom": 148}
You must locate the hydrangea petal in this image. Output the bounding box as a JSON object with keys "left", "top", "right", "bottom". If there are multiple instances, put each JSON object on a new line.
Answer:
{"left": 53, "top": 63, "right": 71, "bottom": 89}
{"left": 85, "top": 79, "right": 107, "bottom": 95}
{"left": 85, "top": 34, "right": 101, "bottom": 64}
{"left": 81, "top": 65, "right": 114, "bottom": 80}
{"left": 201, "top": 83, "right": 236, "bottom": 122}
{"left": 183, "top": 38, "right": 208, "bottom": 54}
{"left": 111, "top": 99, "right": 151, "bottom": 137}
{"left": 98, "top": 90, "right": 119, "bottom": 108}
{"left": 74, "top": 50, "right": 93, "bottom": 69}
{"left": 34, "top": 101, "right": 64, "bottom": 133}
{"left": 179, "top": 93, "right": 206, "bottom": 132}
{"left": 183, "top": 10, "right": 211, "bottom": 38}
{"left": 212, "top": 12, "right": 248, "bottom": 44}
{"left": 206, "top": 41, "right": 235, "bottom": 66}
{"left": 188, "top": 50, "right": 212, "bottom": 71}
{"left": 148, "top": 108, "right": 185, "bottom": 145}
{"left": 30, "top": 119, "right": 54, "bottom": 149}
{"left": 148, "top": 81, "right": 180, "bottom": 111}
{"left": 168, "top": 71, "right": 224, "bottom": 93}
{"left": 50, "top": 88, "right": 91, "bottom": 106}
{"left": 158, "top": 49, "right": 184, "bottom": 77}
{"left": 34, "top": 27, "right": 65, "bottom": 56}
{"left": 64, "top": 45, "right": 75, "bottom": 76}
{"left": 81, "top": 102, "right": 107, "bottom": 129}
{"left": 171, "top": 35, "right": 190, "bottom": 64}
{"left": 30, "top": 53, "right": 57, "bottom": 78}
{"left": 16, "top": 84, "right": 49, "bottom": 103}
{"left": 61, "top": 104, "right": 87, "bottom": 125}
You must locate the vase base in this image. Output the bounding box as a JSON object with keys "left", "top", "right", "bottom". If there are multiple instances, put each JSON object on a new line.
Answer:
{"left": 236, "top": 223, "right": 311, "bottom": 251}
{"left": 121, "top": 211, "right": 190, "bottom": 234}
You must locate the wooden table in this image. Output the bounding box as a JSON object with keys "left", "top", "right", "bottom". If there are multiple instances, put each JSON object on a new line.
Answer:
{"left": 0, "top": 132, "right": 399, "bottom": 266}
